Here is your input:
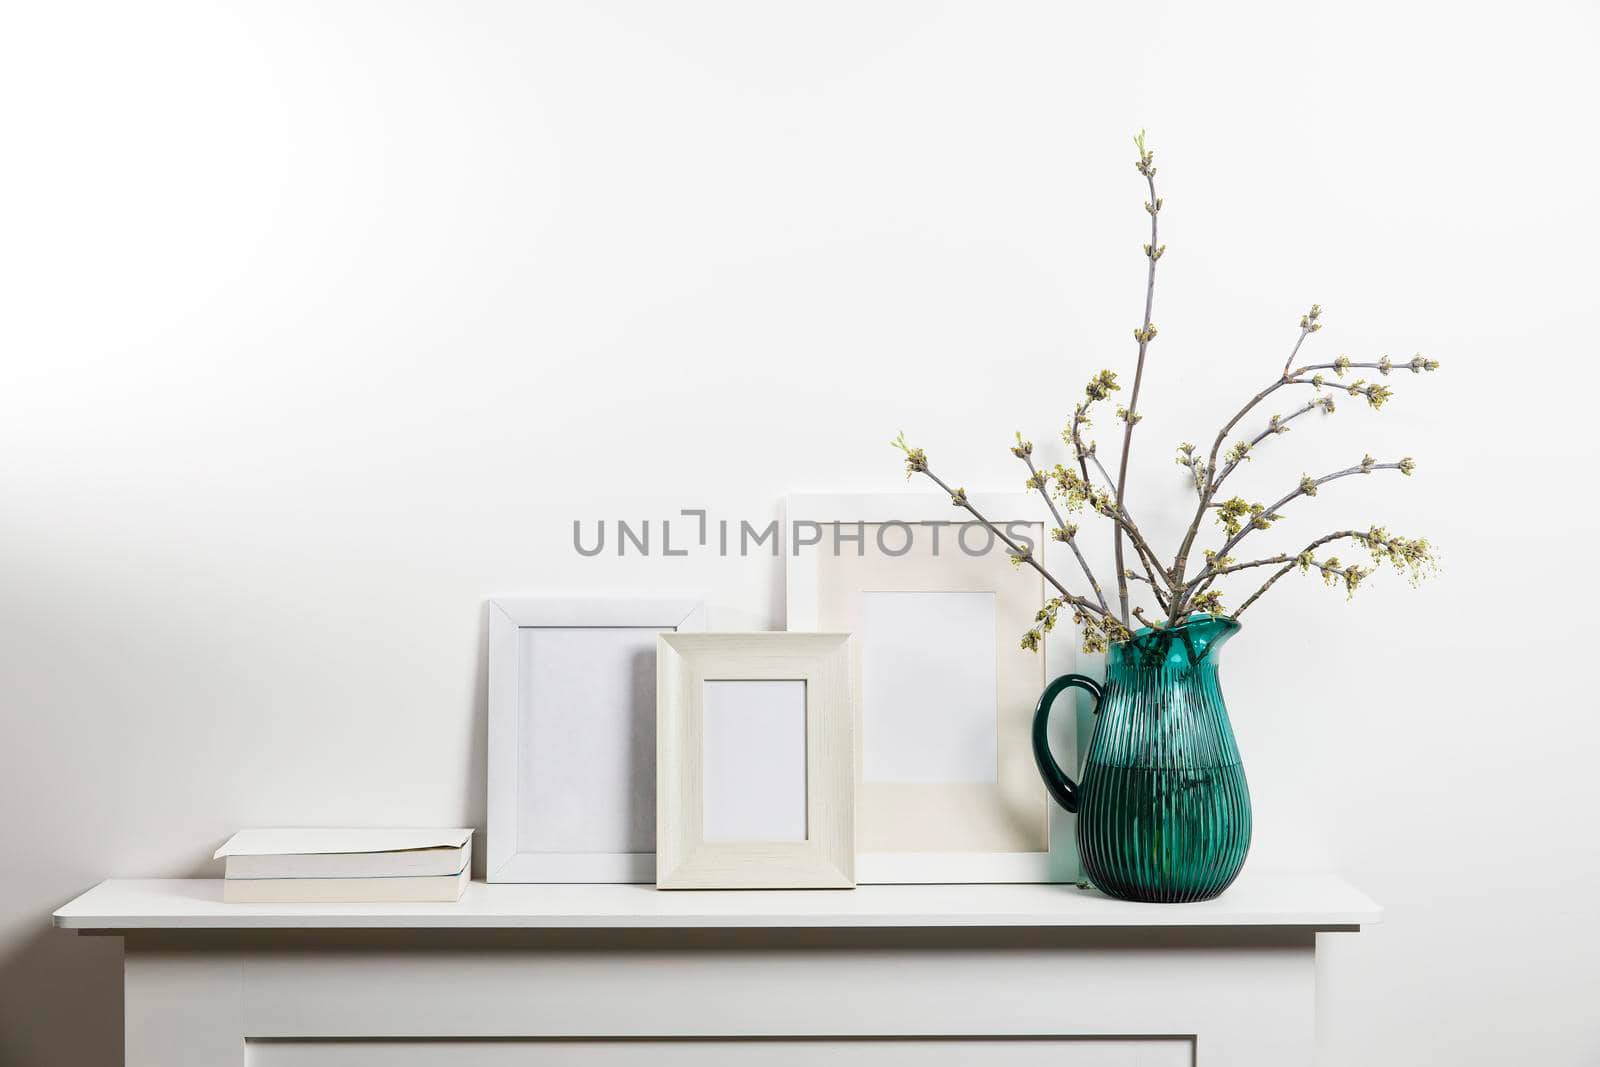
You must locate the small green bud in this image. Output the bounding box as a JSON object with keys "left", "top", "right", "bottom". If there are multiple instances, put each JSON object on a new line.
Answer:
{"left": 891, "top": 432, "right": 928, "bottom": 477}
{"left": 1084, "top": 369, "right": 1121, "bottom": 401}
{"left": 1409, "top": 353, "right": 1441, "bottom": 373}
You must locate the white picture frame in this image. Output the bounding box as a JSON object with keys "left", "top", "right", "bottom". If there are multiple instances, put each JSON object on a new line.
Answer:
{"left": 487, "top": 595, "right": 705, "bottom": 883}
{"left": 656, "top": 632, "right": 855, "bottom": 890}
{"left": 785, "top": 493, "right": 1081, "bottom": 884}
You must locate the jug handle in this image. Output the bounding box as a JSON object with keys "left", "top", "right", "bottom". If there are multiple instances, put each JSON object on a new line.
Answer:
{"left": 1031, "top": 674, "right": 1103, "bottom": 814}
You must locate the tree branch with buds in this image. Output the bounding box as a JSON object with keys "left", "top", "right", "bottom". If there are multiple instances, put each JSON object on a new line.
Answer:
{"left": 1013, "top": 434, "right": 1110, "bottom": 615}
{"left": 1110, "top": 129, "right": 1165, "bottom": 627}
{"left": 889, "top": 134, "right": 1440, "bottom": 651}
{"left": 1186, "top": 456, "right": 1418, "bottom": 599}
{"left": 892, "top": 434, "right": 1131, "bottom": 652}
{"left": 1061, "top": 370, "right": 1176, "bottom": 604}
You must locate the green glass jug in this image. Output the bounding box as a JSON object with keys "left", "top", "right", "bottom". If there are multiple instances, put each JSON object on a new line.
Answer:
{"left": 1031, "top": 615, "right": 1251, "bottom": 902}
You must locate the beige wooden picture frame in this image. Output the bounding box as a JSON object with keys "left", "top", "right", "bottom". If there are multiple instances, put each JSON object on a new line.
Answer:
{"left": 785, "top": 493, "right": 1082, "bottom": 884}
{"left": 655, "top": 632, "right": 855, "bottom": 890}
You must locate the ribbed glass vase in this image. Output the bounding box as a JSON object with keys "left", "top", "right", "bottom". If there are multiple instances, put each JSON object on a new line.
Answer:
{"left": 1032, "top": 615, "right": 1251, "bottom": 903}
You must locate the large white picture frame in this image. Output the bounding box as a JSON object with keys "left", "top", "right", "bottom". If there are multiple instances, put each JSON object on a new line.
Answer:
{"left": 656, "top": 632, "right": 855, "bottom": 890}
{"left": 487, "top": 596, "right": 705, "bottom": 883}
{"left": 786, "top": 493, "right": 1081, "bottom": 884}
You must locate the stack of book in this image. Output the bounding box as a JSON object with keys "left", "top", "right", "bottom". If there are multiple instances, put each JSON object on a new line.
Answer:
{"left": 213, "top": 828, "right": 473, "bottom": 903}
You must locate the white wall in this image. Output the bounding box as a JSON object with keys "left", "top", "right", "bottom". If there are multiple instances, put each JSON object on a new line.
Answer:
{"left": 2, "top": 2, "right": 1597, "bottom": 1063}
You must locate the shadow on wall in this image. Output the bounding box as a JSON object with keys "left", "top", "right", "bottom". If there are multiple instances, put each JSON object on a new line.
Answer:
{"left": 0, "top": 924, "right": 122, "bottom": 1066}
{"left": 0, "top": 608, "right": 493, "bottom": 1066}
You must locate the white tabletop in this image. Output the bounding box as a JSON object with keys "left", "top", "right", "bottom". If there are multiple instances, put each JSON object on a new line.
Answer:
{"left": 53, "top": 871, "right": 1380, "bottom": 931}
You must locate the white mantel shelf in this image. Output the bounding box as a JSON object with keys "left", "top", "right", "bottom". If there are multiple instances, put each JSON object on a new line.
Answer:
{"left": 81, "top": 872, "right": 1376, "bottom": 1064}
{"left": 53, "top": 871, "right": 1378, "bottom": 932}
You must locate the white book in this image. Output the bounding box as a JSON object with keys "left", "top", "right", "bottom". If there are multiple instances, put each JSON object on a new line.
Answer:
{"left": 222, "top": 864, "right": 470, "bottom": 903}
{"left": 214, "top": 828, "right": 473, "bottom": 880}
